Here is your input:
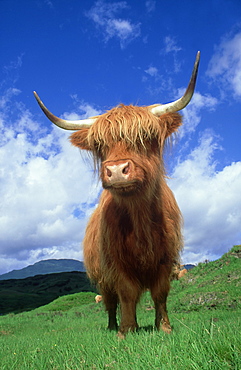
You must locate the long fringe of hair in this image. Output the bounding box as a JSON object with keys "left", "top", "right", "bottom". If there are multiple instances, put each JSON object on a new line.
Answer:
{"left": 88, "top": 105, "right": 180, "bottom": 149}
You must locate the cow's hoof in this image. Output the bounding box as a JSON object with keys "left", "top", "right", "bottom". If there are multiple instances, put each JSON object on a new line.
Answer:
{"left": 117, "top": 331, "right": 125, "bottom": 339}
{"left": 162, "top": 322, "right": 172, "bottom": 334}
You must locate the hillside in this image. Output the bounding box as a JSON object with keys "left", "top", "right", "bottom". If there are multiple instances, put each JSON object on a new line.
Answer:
{"left": 0, "top": 271, "right": 96, "bottom": 315}
{"left": 169, "top": 245, "right": 241, "bottom": 312}
{"left": 0, "top": 259, "right": 85, "bottom": 281}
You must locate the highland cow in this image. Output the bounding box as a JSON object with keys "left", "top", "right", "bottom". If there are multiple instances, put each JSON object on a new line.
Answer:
{"left": 34, "top": 52, "right": 200, "bottom": 337}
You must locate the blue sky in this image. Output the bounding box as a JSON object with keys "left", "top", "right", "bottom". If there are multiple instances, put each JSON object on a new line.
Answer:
{"left": 0, "top": 0, "right": 241, "bottom": 275}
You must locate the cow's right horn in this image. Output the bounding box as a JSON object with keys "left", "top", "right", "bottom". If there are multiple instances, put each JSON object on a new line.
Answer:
{"left": 33, "top": 91, "right": 98, "bottom": 130}
{"left": 149, "top": 51, "right": 200, "bottom": 116}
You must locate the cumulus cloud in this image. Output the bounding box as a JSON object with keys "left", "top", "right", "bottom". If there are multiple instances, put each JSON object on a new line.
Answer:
{"left": 206, "top": 30, "right": 241, "bottom": 99}
{"left": 0, "top": 90, "right": 101, "bottom": 274}
{"left": 170, "top": 131, "right": 241, "bottom": 264}
{"left": 180, "top": 91, "right": 218, "bottom": 137}
{"left": 86, "top": 0, "right": 141, "bottom": 48}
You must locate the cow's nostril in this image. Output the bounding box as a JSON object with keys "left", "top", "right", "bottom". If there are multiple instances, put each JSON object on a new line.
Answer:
{"left": 106, "top": 168, "right": 112, "bottom": 177}
{"left": 122, "top": 163, "right": 129, "bottom": 175}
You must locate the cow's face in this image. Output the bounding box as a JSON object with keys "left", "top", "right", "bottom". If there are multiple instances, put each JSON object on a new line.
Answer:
{"left": 70, "top": 106, "right": 182, "bottom": 197}
{"left": 33, "top": 53, "right": 199, "bottom": 195}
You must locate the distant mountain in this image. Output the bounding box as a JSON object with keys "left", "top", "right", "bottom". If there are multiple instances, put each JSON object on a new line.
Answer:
{"left": 184, "top": 264, "right": 195, "bottom": 270}
{"left": 0, "top": 259, "right": 85, "bottom": 281}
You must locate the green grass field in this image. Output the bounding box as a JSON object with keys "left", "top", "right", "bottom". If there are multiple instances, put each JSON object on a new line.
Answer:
{"left": 0, "top": 246, "right": 240, "bottom": 369}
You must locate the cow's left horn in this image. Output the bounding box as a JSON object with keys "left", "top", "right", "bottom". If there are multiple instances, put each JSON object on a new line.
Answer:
{"left": 33, "top": 91, "right": 97, "bottom": 130}
{"left": 149, "top": 51, "right": 200, "bottom": 116}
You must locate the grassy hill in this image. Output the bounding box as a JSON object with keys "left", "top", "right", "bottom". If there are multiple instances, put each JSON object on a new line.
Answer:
{"left": 169, "top": 244, "right": 241, "bottom": 312}
{"left": 0, "top": 246, "right": 240, "bottom": 369}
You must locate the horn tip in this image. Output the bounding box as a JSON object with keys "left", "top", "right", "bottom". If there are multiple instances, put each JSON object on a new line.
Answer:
{"left": 33, "top": 91, "right": 42, "bottom": 105}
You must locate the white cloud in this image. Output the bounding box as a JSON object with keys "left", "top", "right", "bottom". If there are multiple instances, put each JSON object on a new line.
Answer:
{"left": 180, "top": 91, "right": 218, "bottom": 137}
{"left": 160, "top": 36, "right": 182, "bottom": 73}
{"left": 207, "top": 30, "right": 241, "bottom": 99}
{"left": 86, "top": 0, "right": 141, "bottom": 48}
{"left": 63, "top": 100, "right": 102, "bottom": 120}
{"left": 0, "top": 87, "right": 21, "bottom": 109}
{"left": 170, "top": 131, "right": 241, "bottom": 264}
{"left": 145, "top": 66, "right": 158, "bottom": 77}
{"left": 0, "top": 91, "right": 101, "bottom": 274}
{"left": 3, "top": 55, "right": 24, "bottom": 74}
{"left": 164, "top": 36, "right": 182, "bottom": 54}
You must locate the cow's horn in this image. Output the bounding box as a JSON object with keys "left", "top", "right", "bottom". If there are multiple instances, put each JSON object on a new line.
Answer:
{"left": 149, "top": 51, "right": 200, "bottom": 116}
{"left": 33, "top": 91, "right": 98, "bottom": 130}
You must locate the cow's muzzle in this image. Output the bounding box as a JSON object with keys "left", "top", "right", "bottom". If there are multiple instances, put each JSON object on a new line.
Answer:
{"left": 105, "top": 161, "right": 131, "bottom": 184}
{"left": 102, "top": 160, "right": 142, "bottom": 195}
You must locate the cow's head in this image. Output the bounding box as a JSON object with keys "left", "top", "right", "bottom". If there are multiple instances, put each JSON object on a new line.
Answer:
{"left": 34, "top": 52, "right": 200, "bottom": 197}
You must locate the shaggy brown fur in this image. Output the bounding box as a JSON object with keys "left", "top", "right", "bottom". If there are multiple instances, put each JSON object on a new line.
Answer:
{"left": 71, "top": 105, "right": 181, "bottom": 170}
{"left": 70, "top": 104, "right": 183, "bottom": 336}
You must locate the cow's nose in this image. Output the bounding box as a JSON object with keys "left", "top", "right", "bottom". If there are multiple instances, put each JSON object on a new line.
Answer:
{"left": 105, "top": 162, "right": 130, "bottom": 182}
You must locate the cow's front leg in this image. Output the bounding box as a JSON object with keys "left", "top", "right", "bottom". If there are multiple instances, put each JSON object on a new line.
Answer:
{"left": 117, "top": 282, "right": 140, "bottom": 337}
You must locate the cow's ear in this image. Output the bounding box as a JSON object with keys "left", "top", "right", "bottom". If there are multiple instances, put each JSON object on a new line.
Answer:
{"left": 70, "top": 129, "right": 91, "bottom": 150}
{"left": 159, "top": 113, "right": 183, "bottom": 137}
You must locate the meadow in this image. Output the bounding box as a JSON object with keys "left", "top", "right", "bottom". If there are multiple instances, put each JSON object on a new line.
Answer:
{"left": 0, "top": 246, "right": 240, "bottom": 369}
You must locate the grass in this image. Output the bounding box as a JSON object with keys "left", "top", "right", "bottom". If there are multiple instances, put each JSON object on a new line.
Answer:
{"left": 0, "top": 245, "right": 240, "bottom": 369}
{"left": 0, "top": 300, "right": 240, "bottom": 369}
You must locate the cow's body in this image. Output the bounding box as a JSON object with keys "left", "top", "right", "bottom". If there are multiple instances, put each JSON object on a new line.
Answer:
{"left": 70, "top": 106, "right": 183, "bottom": 335}
{"left": 33, "top": 51, "right": 200, "bottom": 337}
{"left": 84, "top": 181, "right": 182, "bottom": 334}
